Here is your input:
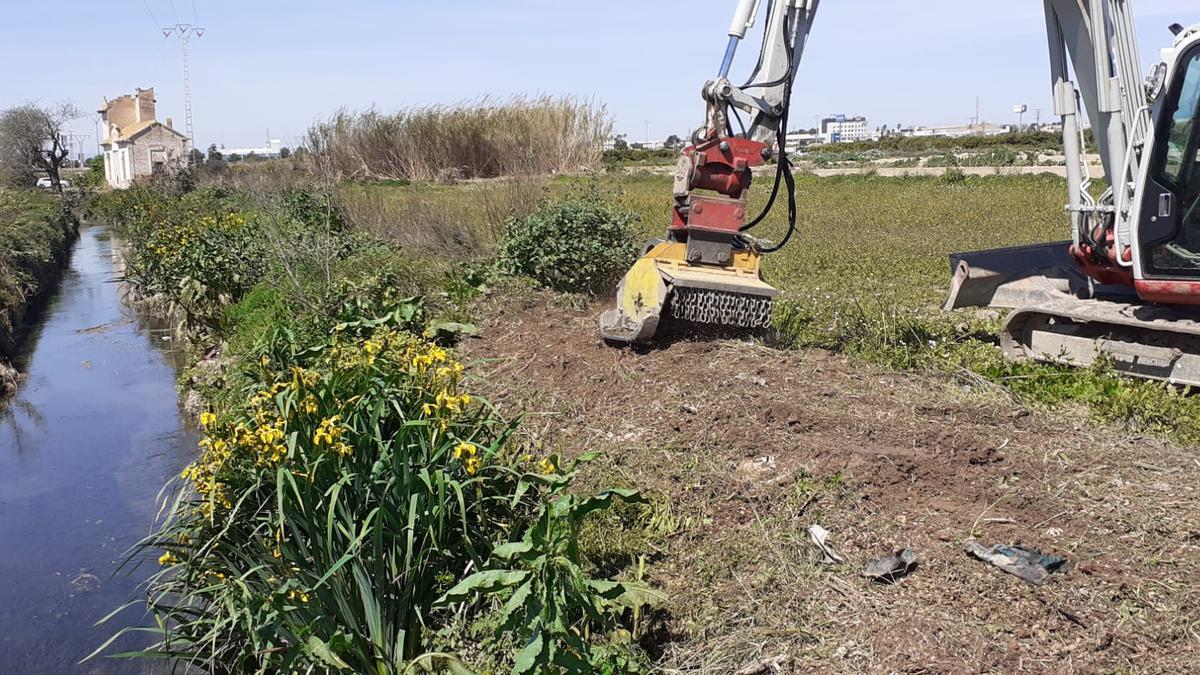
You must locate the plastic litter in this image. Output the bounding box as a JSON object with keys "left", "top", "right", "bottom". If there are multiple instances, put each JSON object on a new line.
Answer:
{"left": 964, "top": 540, "right": 1067, "bottom": 585}
{"left": 806, "top": 524, "right": 844, "bottom": 564}
{"left": 862, "top": 548, "right": 918, "bottom": 583}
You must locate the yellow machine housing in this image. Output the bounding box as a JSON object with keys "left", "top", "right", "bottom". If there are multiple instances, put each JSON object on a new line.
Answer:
{"left": 598, "top": 241, "right": 778, "bottom": 344}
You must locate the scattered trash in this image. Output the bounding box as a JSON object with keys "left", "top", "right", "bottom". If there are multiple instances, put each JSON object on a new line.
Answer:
{"left": 807, "top": 524, "right": 844, "bottom": 564}
{"left": 736, "top": 455, "right": 776, "bottom": 482}
{"left": 964, "top": 540, "right": 1067, "bottom": 585}
{"left": 862, "top": 548, "right": 918, "bottom": 583}
{"left": 734, "top": 654, "right": 789, "bottom": 675}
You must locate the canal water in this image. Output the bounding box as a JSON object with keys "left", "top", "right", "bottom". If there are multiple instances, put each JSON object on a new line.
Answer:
{"left": 0, "top": 224, "right": 197, "bottom": 673}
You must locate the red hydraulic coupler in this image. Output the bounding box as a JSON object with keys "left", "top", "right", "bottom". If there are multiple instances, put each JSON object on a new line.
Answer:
{"left": 669, "top": 136, "right": 769, "bottom": 266}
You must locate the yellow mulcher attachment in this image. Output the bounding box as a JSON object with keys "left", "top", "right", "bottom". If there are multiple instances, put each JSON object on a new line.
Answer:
{"left": 597, "top": 0, "right": 819, "bottom": 345}
{"left": 598, "top": 240, "right": 778, "bottom": 344}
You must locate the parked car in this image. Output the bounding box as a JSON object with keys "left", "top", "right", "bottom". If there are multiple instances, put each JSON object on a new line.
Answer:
{"left": 35, "top": 177, "right": 70, "bottom": 189}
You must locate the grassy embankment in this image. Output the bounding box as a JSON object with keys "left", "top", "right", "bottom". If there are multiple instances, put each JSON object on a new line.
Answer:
{"left": 351, "top": 170, "right": 1200, "bottom": 444}
{"left": 90, "top": 98, "right": 660, "bottom": 674}
{"left": 0, "top": 188, "right": 77, "bottom": 392}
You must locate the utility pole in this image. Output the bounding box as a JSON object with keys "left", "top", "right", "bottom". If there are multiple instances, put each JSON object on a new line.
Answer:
{"left": 161, "top": 23, "right": 206, "bottom": 162}
{"left": 63, "top": 134, "right": 89, "bottom": 166}
{"left": 90, "top": 113, "right": 102, "bottom": 155}
{"left": 644, "top": 120, "right": 650, "bottom": 144}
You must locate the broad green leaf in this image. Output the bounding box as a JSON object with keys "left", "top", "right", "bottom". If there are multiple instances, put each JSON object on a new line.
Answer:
{"left": 511, "top": 629, "right": 544, "bottom": 675}
{"left": 491, "top": 541, "right": 533, "bottom": 560}
{"left": 437, "top": 569, "right": 529, "bottom": 605}
{"left": 307, "top": 636, "right": 352, "bottom": 670}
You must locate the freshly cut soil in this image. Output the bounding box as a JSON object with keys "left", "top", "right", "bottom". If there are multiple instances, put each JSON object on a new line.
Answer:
{"left": 462, "top": 292, "right": 1200, "bottom": 673}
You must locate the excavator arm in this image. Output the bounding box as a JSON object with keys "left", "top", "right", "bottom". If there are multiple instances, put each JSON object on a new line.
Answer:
{"left": 599, "top": 0, "right": 818, "bottom": 343}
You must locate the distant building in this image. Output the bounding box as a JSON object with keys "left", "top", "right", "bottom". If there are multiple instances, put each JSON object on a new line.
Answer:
{"left": 222, "top": 138, "right": 285, "bottom": 159}
{"left": 784, "top": 130, "right": 820, "bottom": 154}
{"left": 905, "top": 122, "right": 1010, "bottom": 139}
{"left": 98, "top": 87, "right": 188, "bottom": 189}
{"left": 819, "top": 115, "right": 871, "bottom": 143}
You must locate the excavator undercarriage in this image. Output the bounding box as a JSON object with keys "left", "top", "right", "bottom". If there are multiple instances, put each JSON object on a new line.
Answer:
{"left": 948, "top": 242, "right": 1200, "bottom": 386}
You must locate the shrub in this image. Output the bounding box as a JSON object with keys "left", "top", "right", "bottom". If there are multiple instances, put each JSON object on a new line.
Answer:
{"left": 439, "top": 453, "right": 659, "bottom": 674}
{"left": 95, "top": 186, "right": 356, "bottom": 330}
{"left": 498, "top": 187, "right": 640, "bottom": 294}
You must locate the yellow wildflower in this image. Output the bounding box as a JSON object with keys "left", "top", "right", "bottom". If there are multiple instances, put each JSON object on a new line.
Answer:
{"left": 301, "top": 395, "right": 318, "bottom": 414}
{"left": 465, "top": 456, "right": 482, "bottom": 475}
{"left": 158, "top": 551, "right": 180, "bottom": 566}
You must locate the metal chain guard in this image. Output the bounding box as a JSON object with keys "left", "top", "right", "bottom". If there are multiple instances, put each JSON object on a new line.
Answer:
{"left": 670, "top": 286, "right": 773, "bottom": 328}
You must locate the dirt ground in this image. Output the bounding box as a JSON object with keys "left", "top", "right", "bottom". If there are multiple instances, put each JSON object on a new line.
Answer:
{"left": 460, "top": 293, "right": 1200, "bottom": 674}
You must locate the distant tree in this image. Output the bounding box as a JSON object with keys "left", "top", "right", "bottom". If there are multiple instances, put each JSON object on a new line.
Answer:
{"left": 188, "top": 148, "right": 205, "bottom": 166}
{"left": 279, "top": 146, "right": 291, "bottom": 159}
{"left": 612, "top": 134, "right": 628, "bottom": 151}
{"left": 664, "top": 134, "right": 683, "bottom": 149}
{"left": 292, "top": 146, "right": 309, "bottom": 160}
{"left": 0, "top": 101, "right": 81, "bottom": 191}
{"left": 228, "top": 153, "right": 243, "bottom": 163}
{"left": 79, "top": 155, "right": 105, "bottom": 189}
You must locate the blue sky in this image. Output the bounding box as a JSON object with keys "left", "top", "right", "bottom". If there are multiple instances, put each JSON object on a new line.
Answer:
{"left": 1, "top": 0, "right": 1197, "bottom": 153}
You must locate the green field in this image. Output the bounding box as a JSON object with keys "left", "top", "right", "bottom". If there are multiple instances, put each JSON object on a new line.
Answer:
{"left": 342, "top": 170, "right": 1200, "bottom": 444}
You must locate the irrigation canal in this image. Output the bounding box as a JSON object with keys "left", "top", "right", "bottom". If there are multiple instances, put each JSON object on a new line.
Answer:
{"left": 0, "top": 224, "right": 197, "bottom": 673}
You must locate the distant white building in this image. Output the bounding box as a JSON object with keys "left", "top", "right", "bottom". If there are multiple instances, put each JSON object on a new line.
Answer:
{"left": 222, "top": 138, "right": 284, "bottom": 158}
{"left": 819, "top": 115, "right": 871, "bottom": 143}
{"left": 784, "top": 130, "right": 820, "bottom": 154}
{"left": 906, "top": 122, "right": 1010, "bottom": 139}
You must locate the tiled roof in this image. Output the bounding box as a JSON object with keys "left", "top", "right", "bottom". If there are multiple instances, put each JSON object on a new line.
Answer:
{"left": 108, "top": 120, "right": 188, "bottom": 143}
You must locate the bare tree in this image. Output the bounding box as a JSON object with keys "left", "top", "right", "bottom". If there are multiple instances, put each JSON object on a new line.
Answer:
{"left": 0, "top": 102, "right": 81, "bottom": 191}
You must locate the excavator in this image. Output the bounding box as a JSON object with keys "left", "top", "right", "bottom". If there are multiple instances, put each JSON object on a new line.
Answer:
{"left": 599, "top": 0, "right": 1200, "bottom": 387}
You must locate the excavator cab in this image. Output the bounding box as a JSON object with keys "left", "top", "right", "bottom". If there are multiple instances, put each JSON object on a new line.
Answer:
{"left": 1139, "top": 41, "right": 1200, "bottom": 278}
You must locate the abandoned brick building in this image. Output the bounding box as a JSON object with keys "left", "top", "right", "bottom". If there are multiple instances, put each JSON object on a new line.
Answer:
{"left": 98, "top": 87, "right": 188, "bottom": 189}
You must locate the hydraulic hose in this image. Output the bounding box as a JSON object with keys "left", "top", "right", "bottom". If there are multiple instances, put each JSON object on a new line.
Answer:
{"left": 739, "top": 7, "right": 798, "bottom": 252}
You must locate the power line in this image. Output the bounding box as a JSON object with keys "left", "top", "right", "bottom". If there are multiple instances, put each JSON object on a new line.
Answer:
{"left": 141, "top": 0, "right": 160, "bottom": 28}
{"left": 191, "top": 0, "right": 199, "bottom": 23}
{"left": 168, "top": 0, "right": 180, "bottom": 23}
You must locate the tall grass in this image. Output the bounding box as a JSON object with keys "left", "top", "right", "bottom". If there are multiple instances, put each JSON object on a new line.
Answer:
{"left": 308, "top": 96, "right": 612, "bottom": 182}
{"left": 338, "top": 176, "right": 546, "bottom": 257}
